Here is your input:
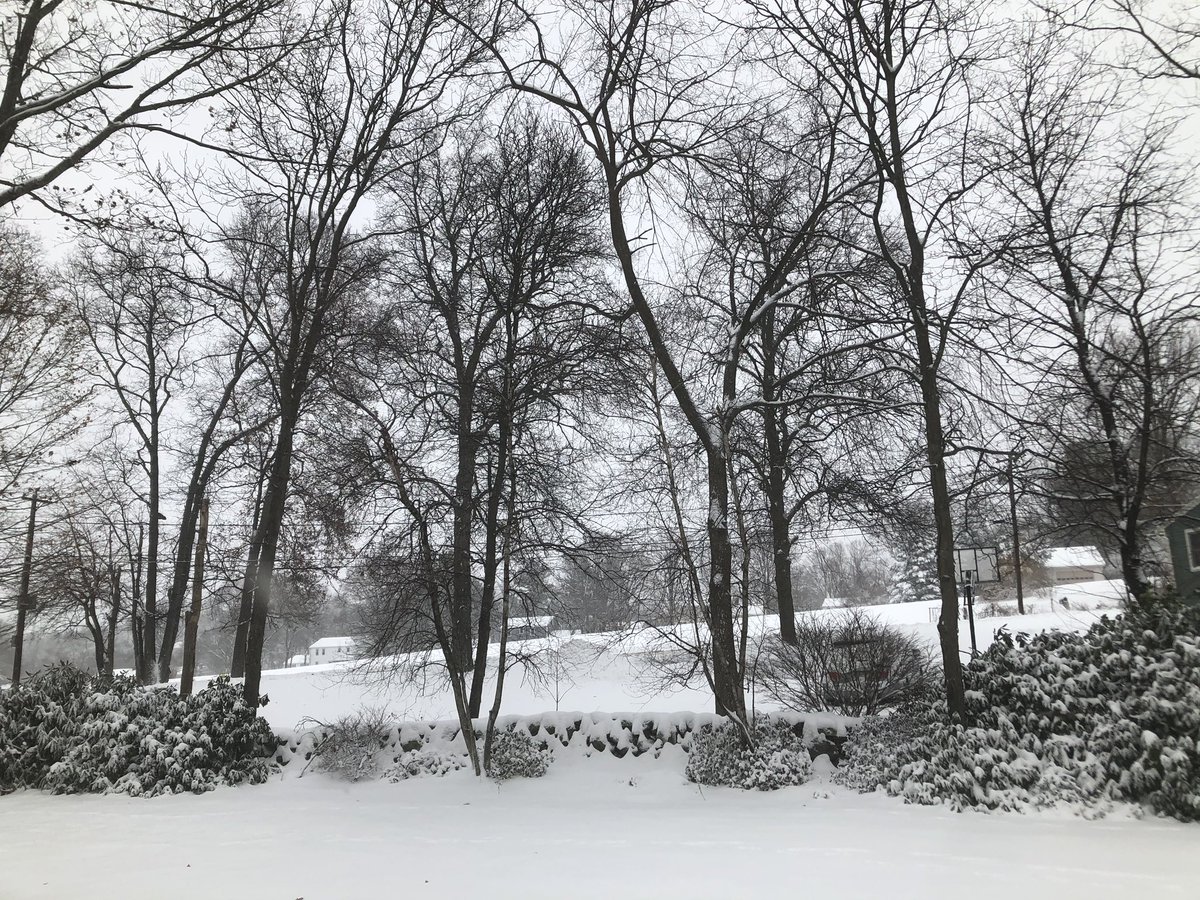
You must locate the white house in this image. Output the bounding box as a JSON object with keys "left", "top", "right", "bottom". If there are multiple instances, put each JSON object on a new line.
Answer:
{"left": 285, "top": 654, "right": 308, "bottom": 668}
{"left": 1043, "top": 546, "right": 1107, "bottom": 587}
{"left": 306, "top": 637, "right": 357, "bottom": 665}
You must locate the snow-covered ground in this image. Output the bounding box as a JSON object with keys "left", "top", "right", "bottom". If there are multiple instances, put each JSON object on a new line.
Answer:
{"left": 3, "top": 753, "right": 1197, "bottom": 900}
{"left": 208, "top": 578, "right": 1131, "bottom": 733}
{"left": 6, "top": 577, "right": 1193, "bottom": 900}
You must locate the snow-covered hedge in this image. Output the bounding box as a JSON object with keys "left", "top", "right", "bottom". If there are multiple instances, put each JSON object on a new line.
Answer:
{"left": 836, "top": 601, "right": 1200, "bottom": 820}
{"left": 0, "top": 664, "right": 278, "bottom": 797}
{"left": 686, "top": 718, "right": 814, "bottom": 790}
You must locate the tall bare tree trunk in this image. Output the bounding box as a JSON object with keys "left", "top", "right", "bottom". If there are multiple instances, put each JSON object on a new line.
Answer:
{"left": 231, "top": 477, "right": 266, "bottom": 678}
{"left": 243, "top": 406, "right": 298, "bottom": 706}
{"left": 761, "top": 310, "right": 797, "bottom": 644}
{"left": 180, "top": 498, "right": 209, "bottom": 698}
{"left": 105, "top": 563, "right": 120, "bottom": 678}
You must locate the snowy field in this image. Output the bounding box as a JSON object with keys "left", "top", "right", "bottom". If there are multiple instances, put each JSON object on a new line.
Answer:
{"left": 3, "top": 754, "right": 1198, "bottom": 900}
{"left": 4, "top": 578, "right": 1196, "bottom": 900}
{"left": 205, "top": 578, "right": 1132, "bottom": 733}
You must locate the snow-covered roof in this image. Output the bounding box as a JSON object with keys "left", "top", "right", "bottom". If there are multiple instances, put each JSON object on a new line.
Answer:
{"left": 821, "top": 597, "right": 850, "bottom": 609}
{"left": 509, "top": 615, "right": 554, "bottom": 629}
{"left": 309, "top": 636, "right": 356, "bottom": 649}
{"left": 1044, "top": 546, "right": 1105, "bottom": 569}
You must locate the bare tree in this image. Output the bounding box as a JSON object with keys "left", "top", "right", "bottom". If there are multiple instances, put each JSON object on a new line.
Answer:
{"left": 216, "top": 0, "right": 483, "bottom": 707}
{"left": 985, "top": 30, "right": 1200, "bottom": 601}
{"left": 749, "top": 0, "right": 998, "bottom": 718}
{"left": 457, "top": 0, "right": 839, "bottom": 727}
{"left": 332, "top": 115, "right": 620, "bottom": 775}
{"left": 1068, "top": 0, "right": 1200, "bottom": 82}
{"left": 0, "top": 0, "right": 286, "bottom": 212}
{"left": 71, "top": 233, "right": 197, "bottom": 682}
{"left": 29, "top": 508, "right": 120, "bottom": 676}
{"left": 0, "top": 222, "right": 84, "bottom": 498}
{"left": 759, "top": 607, "right": 935, "bottom": 716}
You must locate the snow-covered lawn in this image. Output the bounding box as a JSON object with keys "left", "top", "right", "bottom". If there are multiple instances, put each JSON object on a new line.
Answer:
{"left": 216, "top": 579, "right": 1130, "bottom": 733}
{"left": 6, "top": 579, "right": 1191, "bottom": 900}
{"left": 3, "top": 755, "right": 1197, "bottom": 900}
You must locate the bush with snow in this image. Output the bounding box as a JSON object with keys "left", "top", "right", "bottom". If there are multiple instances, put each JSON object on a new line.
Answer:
{"left": 386, "top": 747, "right": 470, "bottom": 781}
{"left": 306, "top": 708, "right": 391, "bottom": 782}
{"left": 487, "top": 729, "right": 551, "bottom": 781}
{"left": 833, "top": 688, "right": 941, "bottom": 795}
{"left": 836, "top": 598, "right": 1200, "bottom": 820}
{"left": 686, "top": 718, "right": 813, "bottom": 791}
{"left": 759, "top": 608, "right": 936, "bottom": 716}
{"left": 0, "top": 664, "right": 278, "bottom": 796}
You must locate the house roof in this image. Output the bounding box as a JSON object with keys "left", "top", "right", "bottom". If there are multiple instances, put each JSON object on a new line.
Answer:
{"left": 309, "top": 636, "right": 356, "bottom": 649}
{"left": 1044, "top": 546, "right": 1105, "bottom": 569}
{"left": 509, "top": 615, "right": 554, "bottom": 629}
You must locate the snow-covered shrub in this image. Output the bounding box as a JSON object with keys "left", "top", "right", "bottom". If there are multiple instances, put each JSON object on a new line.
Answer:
{"left": 686, "top": 718, "right": 813, "bottom": 791}
{"left": 306, "top": 707, "right": 391, "bottom": 782}
{"left": 386, "top": 747, "right": 470, "bottom": 781}
{"left": 487, "top": 729, "right": 551, "bottom": 781}
{"left": 833, "top": 689, "right": 941, "bottom": 794}
{"left": 0, "top": 662, "right": 91, "bottom": 790}
{"left": 0, "top": 665, "right": 277, "bottom": 796}
{"left": 758, "top": 609, "right": 936, "bottom": 716}
{"left": 837, "top": 598, "right": 1200, "bottom": 820}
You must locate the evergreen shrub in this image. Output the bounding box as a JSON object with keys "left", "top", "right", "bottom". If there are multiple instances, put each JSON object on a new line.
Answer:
{"left": 686, "top": 718, "right": 813, "bottom": 791}
{"left": 834, "top": 598, "right": 1200, "bottom": 820}
{"left": 0, "top": 664, "right": 278, "bottom": 796}
{"left": 487, "top": 729, "right": 551, "bottom": 781}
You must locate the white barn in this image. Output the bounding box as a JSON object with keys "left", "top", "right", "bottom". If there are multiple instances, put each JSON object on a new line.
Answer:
{"left": 306, "top": 637, "right": 357, "bottom": 665}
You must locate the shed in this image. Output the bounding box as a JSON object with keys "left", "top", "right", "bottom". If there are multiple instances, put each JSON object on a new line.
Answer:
{"left": 1166, "top": 500, "right": 1200, "bottom": 606}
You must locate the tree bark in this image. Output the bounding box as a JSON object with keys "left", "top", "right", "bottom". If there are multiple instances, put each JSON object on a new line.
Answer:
{"left": 451, "top": 389, "right": 479, "bottom": 696}
{"left": 243, "top": 408, "right": 298, "bottom": 707}
{"left": 141, "top": 414, "right": 161, "bottom": 685}
{"left": 470, "top": 442, "right": 506, "bottom": 718}
{"left": 105, "top": 564, "right": 120, "bottom": 678}
{"left": 705, "top": 447, "right": 746, "bottom": 723}
{"left": 9, "top": 489, "right": 38, "bottom": 687}
{"left": 761, "top": 310, "right": 797, "bottom": 643}
{"left": 180, "top": 498, "right": 209, "bottom": 698}
{"left": 915, "top": 334, "right": 967, "bottom": 720}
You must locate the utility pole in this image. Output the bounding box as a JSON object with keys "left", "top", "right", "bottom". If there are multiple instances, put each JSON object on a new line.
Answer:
{"left": 1007, "top": 452, "right": 1025, "bottom": 615}
{"left": 179, "top": 497, "right": 209, "bottom": 698}
{"left": 11, "top": 488, "right": 40, "bottom": 686}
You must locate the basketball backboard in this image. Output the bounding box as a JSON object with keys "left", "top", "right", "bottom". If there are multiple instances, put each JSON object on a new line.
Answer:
{"left": 953, "top": 546, "right": 999, "bottom": 584}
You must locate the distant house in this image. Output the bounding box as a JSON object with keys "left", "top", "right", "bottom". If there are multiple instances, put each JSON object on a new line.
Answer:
{"left": 821, "top": 597, "right": 851, "bottom": 610}
{"left": 1043, "top": 546, "right": 1107, "bottom": 587}
{"left": 1166, "top": 500, "right": 1200, "bottom": 605}
{"left": 503, "top": 615, "right": 556, "bottom": 641}
{"left": 285, "top": 654, "right": 308, "bottom": 668}
{"left": 306, "top": 637, "right": 357, "bottom": 665}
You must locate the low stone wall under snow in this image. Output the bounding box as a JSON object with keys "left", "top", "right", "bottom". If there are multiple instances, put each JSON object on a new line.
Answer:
{"left": 275, "top": 710, "right": 854, "bottom": 770}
